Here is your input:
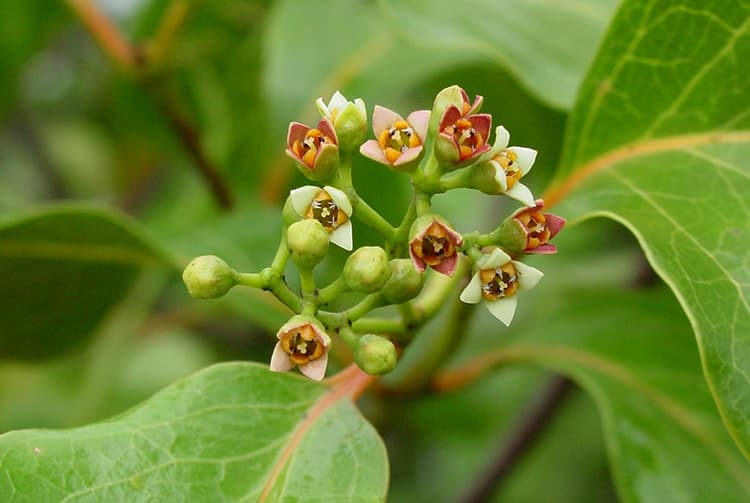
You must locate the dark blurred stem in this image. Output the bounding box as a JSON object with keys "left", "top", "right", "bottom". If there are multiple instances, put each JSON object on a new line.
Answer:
{"left": 458, "top": 375, "right": 575, "bottom": 503}
{"left": 10, "top": 115, "right": 68, "bottom": 199}
{"left": 65, "top": 0, "right": 234, "bottom": 210}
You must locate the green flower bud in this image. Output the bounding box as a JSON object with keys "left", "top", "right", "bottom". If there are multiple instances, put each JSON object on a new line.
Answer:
{"left": 354, "top": 334, "right": 397, "bottom": 375}
{"left": 182, "top": 255, "right": 236, "bottom": 299}
{"left": 343, "top": 246, "right": 391, "bottom": 293}
{"left": 287, "top": 219, "right": 329, "bottom": 268}
{"left": 316, "top": 91, "right": 368, "bottom": 153}
{"left": 381, "top": 258, "right": 424, "bottom": 303}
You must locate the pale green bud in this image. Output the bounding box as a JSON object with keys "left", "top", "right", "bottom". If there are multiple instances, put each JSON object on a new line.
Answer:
{"left": 287, "top": 219, "right": 329, "bottom": 268}
{"left": 182, "top": 255, "right": 236, "bottom": 299}
{"left": 354, "top": 334, "right": 397, "bottom": 375}
{"left": 381, "top": 258, "right": 424, "bottom": 303}
{"left": 343, "top": 246, "right": 391, "bottom": 293}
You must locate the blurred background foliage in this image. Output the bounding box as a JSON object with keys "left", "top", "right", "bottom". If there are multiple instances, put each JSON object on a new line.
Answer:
{"left": 1, "top": 0, "right": 700, "bottom": 500}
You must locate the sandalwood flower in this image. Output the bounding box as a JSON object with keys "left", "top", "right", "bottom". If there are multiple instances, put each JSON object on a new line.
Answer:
{"left": 409, "top": 215, "right": 463, "bottom": 276}
{"left": 270, "top": 316, "right": 331, "bottom": 381}
{"left": 359, "top": 105, "right": 430, "bottom": 170}
{"left": 316, "top": 91, "right": 367, "bottom": 151}
{"left": 286, "top": 118, "right": 339, "bottom": 181}
{"left": 434, "top": 102, "right": 492, "bottom": 168}
{"left": 484, "top": 126, "right": 537, "bottom": 207}
{"left": 497, "top": 200, "right": 566, "bottom": 254}
{"left": 460, "top": 248, "right": 543, "bottom": 326}
{"left": 289, "top": 185, "right": 353, "bottom": 250}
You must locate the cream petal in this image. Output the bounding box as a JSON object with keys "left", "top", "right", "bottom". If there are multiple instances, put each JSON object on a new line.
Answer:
{"left": 490, "top": 160, "right": 508, "bottom": 191}
{"left": 360, "top": 140, "right": 389, "bottom": 165}
{"left": 406, "top": 110, "right": 431, "bottom": 141}
{"left": 459, "top": 273, "right": 483, "bottom": 304}
{"left": 493, "top": 126, "right": 510, "bottom": 150}
{"left": 328, "top": 91, "right": 348, "bottom": 111}
{"left": 512, "top": 261, "right": 544, "bottom": 291}
{"left": 354, "top": 98, "right": 367, "bottom": 118}
{"left": 269, "top": 342, "right": 294, "bottom": 372}
{"left": 330, "top": 220, "right": 353, "bottom": 250}
{"left": 290, "top": 185, "right": 322, "bottom": 217}
{"left": 509, "top": 147, "right": 537, "bottom": 175}
{"left": 394, "top": 146, "right": 423, "bottom": 167}
{"left": 505, "top": 183, "right": 536, "bottom": 207}
{"left": 323, "top": 185, "right": 353, "bottom": 216}
{"left": 315, "top": 97, "right": 330, "bottom": 118}
{"left": 479, "top": 248, "right": 511, "bottom": 269}
{"left": 485, "top": 296, "right": 517, "bottom": 326}
{"left": 372, "top": 105, "right": 403, "bottom": 136}
{"left": 300, "top": 353, "right": 328, "bottom": 381}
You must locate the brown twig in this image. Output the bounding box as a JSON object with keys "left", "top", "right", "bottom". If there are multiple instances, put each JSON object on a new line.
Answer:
{"left": 65, "top": 0, "right": 234, "bottom": 210}
{"left": 457, "top": 374, "right": 575, "bottom": 503}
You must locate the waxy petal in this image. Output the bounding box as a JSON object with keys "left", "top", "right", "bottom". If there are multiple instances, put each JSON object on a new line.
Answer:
{"left": 509, "top": 147, "right": 537, "bottom": 175}
{"left": 469, "top": 114, "right": 492, "bottom": 139}
{"left": 545, "top": 212, "right": 567, "bottom": 239}
{"left": 299, "top": 353, "right": 328, "bottom": 381}
{"left": 289, "top": 185, "right": 321, "bottom": 217}
{"left": 409, "top": 247, "right": 427, "bottom": 273}
{"left": 394, "top": 146, "right": 423, "bottom": 167}
{"left": 287, "top": 122, "right": 310, "bottom": 147}
{"left": 493, "top": 126, "right": 510, "bottom": 151}
{"left": 407, "top": 110, "right": 431, "bottom": 141}
{"left": 317, "top": 118, "right": 338, "bottom": 144}
{"left": 478, "top": 248, "right": 512, "bottom": 270}
{"left": 330, "top": 220, "right": 353, "bottom": 251}
{"left": 433, "top": 253, "right": 458, "bottom": 276}
{"left": 327, "top": 90, "right": 348, "bottom": 111}
{"left": 372, "top": 105, "right": 403, "bottom": 136}
{"left": 490, "top": 160, "right": 509, "bottom": 192}
{"left": 512, "top": 260, "right": 544, "bottom": 291}
{"left": 270, "top": 341, "right": 294, "bottom": 372}
{"left": 459, "top": 273, "right": 483, "bottom": 304}
{"left": 505, "top": 183, "right": 536, "bottom": 207}
{"left": 324, "top": 185, "right": 352, "bottom": 216}
{"left": 360, "top": 140, "right": 389, "bottom": 165}
{"left": 438, "top": 105, "right": 463, "bottom": 131}
{"left": 527, "top": 243, "right": 558, "bottom": 255}
{"left": 485, "top": 295, "right": 518, "bottom": 326}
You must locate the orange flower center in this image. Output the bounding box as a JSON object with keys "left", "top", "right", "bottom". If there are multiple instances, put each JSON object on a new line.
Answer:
{"left": 377, "top": 120, "right": 421, "bottom": 164}
{"left": 413, "top": 222, "right": 456, "bottom": 266}
{"left": 517, "top": 211, "right": 550, "bottom": 249}
{"left": 443, "top": 118, "right": 484, "bottom": 160}
{"left": 280, "top": 324, "right": 325, "bottom": 365}
{"left": 292, "top": 129, "right": 333, "bottom": 168}
{"left": 479, "top": 262, "right": 518, "bottom": 301}
{"left": 305, "top": 190, "right": 348, "bottom": 233}
{"left": 493, "top": 149, "right": 521, "bottom": 189}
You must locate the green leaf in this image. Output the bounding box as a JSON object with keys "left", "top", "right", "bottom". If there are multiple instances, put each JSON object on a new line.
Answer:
{"left": 0, "top": 363, "right": 388, "bottom": 502}
{"left": 545, "top": 0, "right": 750, "bottom": 456}
{"left": 0, "top": 205, "right": 174, "bottom": 360}
{"left": 448, "top": 286, "right": 750, "bottom": 501}
{"left": 377, "top": 0, "right": 619, "bottom": 109}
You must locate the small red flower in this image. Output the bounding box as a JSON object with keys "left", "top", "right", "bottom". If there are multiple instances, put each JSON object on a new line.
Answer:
{"left": 285, "top": 118, "right": 339, "bottom": 181}
{"left": 409, "top": 215, "right": 464, "bottom": 276}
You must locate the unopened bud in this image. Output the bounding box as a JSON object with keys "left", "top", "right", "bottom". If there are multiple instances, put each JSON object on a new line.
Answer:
{"left": 354, "top": 334, "right": 397, "bottom": 375}
{"left": 182, "top": 255, "right": 236, "bottom": 299}
{"left": 343, "top": 246, "right": 391, "bottom": 293}
{"left": 381, "top": 259, "right": 424, "bottom": 303}
{"left": 287, "top": 219, "right": 329, "bottom": 268}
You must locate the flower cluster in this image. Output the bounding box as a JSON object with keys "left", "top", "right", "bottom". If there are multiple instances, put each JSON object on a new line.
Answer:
{"left": 183, "top": 85, "right": 565, "bottom": 381}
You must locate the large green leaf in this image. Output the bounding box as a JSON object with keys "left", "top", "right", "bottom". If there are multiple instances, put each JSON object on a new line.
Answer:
{"left": 443, "top": 286, "right": 750, "bottom": 501}
{"left": 0, "top": 363, "right": 388, "bottom": 502}
{"left": 377, "top": 0, "right": 619, "bottom": 109}
{"left": 0, "top": 206, "right": 173, "bottom": 360}
{"left": 544, "top": 0, "right": 750, "bottom": 456}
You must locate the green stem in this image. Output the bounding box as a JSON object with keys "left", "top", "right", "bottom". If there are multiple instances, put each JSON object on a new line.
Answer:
{"left": 298, "top": 267, "right": 316, "bottom": 298}
{"left": 389, "top": 194, "right": 418, "bottom": 257}
{"left": 415, "top": 191, "right": 432, "bottom": 216}
{"left": 271, "top": 230, "right": 289, "bottom": 273}
{"left": 317, "top": 292, "right": 383, "bottom": 329}
{"left": 261, "top": 267, "right": 302, "bottom": 313}
{"left": 318, "top": 276, "right": 349, "bottom": 305}
{"left": 235, "top": 272, "right": 264, "bottom": 289}
{"left": 346, "top": 187, "right": 396, "bottom": 241}
{"left": 338, "top": 324, "right": 360, "bottom": 347}
{"left": 337, "top": 154, "right": 353, "bottom": 188}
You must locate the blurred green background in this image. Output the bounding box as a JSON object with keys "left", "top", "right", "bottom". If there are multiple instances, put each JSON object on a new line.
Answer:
{"left": 0, "top": 0, "right": 648, "bottom": 500}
